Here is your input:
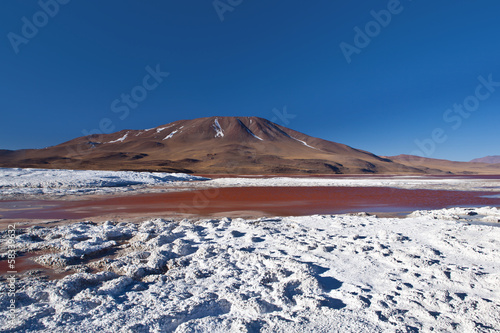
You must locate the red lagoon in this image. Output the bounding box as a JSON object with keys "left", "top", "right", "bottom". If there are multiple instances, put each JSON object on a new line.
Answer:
{"left": 1, "top": 187, "right": 500, "bottom": 220}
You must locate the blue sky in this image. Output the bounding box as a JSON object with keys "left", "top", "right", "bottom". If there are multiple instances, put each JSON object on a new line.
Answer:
{"left": 1, "top": 0, "right": 499, "bottom": 161}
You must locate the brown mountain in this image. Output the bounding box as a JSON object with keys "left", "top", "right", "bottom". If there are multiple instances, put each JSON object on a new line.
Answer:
{"left": 0, "top": 116, "right": 498, "bottom": 174}
{"left": 470, "top": 156, "right": 500, "bottom": 164}
{"left": 388, "top": 154, "right": 500, "bottom": 175}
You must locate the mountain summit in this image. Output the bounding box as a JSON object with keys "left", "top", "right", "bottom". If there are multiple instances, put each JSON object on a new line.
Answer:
{"left": 0, "top": 116, "right": 496, "bottom": 174}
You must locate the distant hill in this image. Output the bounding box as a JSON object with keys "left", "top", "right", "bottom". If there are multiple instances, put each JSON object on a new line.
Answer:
{"left": 470, "top": 156, "right": 500, "bottom": 164}
{"left": 388, "top": 154, "right": 500, "bottom": 175}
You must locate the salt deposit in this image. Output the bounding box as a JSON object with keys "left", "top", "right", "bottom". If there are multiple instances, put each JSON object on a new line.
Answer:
{"left": 0, "top": 168, "right": 207, "bottom": 197}
{"left": 1, "top": 207, "right": 499, "bottom": 332}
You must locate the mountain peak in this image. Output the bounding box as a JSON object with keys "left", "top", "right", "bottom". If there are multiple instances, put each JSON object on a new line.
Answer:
{"left": 139, "top": 116, "right": 297, "bottom": 144}
{"left": 2, "top": 116, "right": 498, "bottom": 175}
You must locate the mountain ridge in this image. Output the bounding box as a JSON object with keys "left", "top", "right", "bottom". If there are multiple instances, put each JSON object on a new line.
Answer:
{"left": 470, "top": 155, "right": 500, "bottom": 164}
{"left": 0, "top": 116, "right": 499, "bottom": 175}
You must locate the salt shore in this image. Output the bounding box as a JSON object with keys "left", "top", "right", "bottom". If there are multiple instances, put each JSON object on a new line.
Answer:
{"left": 1, "top": 207, "right": 499, "bottom": 332}
{"left": 0, "top": 168, "right": 206, "bottom": 198}
{"left": 2, "top": 168, "right": 500, "bottom": 200}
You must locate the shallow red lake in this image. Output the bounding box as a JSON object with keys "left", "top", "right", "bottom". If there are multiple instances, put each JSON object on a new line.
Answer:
{"left": 1, "top": 187, "right": 499, "bottom": 220}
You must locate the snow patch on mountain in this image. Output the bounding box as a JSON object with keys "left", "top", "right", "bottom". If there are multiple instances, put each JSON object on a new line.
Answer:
{"left": 238, "top": 119, "right": 263, "bottom": 141}
{"left": 163, "top": 129, "right": 179, "bottom": 140}
{"left": 213, "top": 118, "right": 224, "bottom": 138}
{"left": 108, "top": 132, "right": 129, "bottom": 143}
{"left": 249, "top": 131, "right": 263, "bottom": 141}
{"left": 156, "top": 124, "right": 175, "bottom": 133}
{"left": 292, "top": 137, "right": 318, "bottom": 150}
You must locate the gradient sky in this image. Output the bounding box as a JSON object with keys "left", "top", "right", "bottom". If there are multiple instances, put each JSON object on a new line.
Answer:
{"left": 1, "top": 0, "right": 499, "bottom": 161}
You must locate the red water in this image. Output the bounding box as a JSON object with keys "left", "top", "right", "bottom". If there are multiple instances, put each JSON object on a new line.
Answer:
{"left": 1, "top": 187, "right": 499, "bottom": 220}
{"left": 2, "top": 186, "right": 499, "bottom": 278}
{"left": 0, "top": 251, "right": 70, "bottom": 280}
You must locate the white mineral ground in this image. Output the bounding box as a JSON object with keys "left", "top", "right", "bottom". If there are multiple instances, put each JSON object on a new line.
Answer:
{"left": 0, "top": 207, "right": 499, "bottom": 332}
{"left": 0, "top": 168, "right": 499, "bottom": 332}
{"left": 1, "top": 168, "right": 500, "bottom": 200}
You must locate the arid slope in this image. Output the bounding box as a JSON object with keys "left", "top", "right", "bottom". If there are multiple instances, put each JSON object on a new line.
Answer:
{"left": 1, "top": 117, "right": 498, "bottom": 174}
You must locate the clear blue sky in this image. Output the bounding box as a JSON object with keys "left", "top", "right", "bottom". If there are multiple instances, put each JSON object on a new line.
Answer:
{"left": 1, "top": 0, "right": 499, "bottom": 161}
